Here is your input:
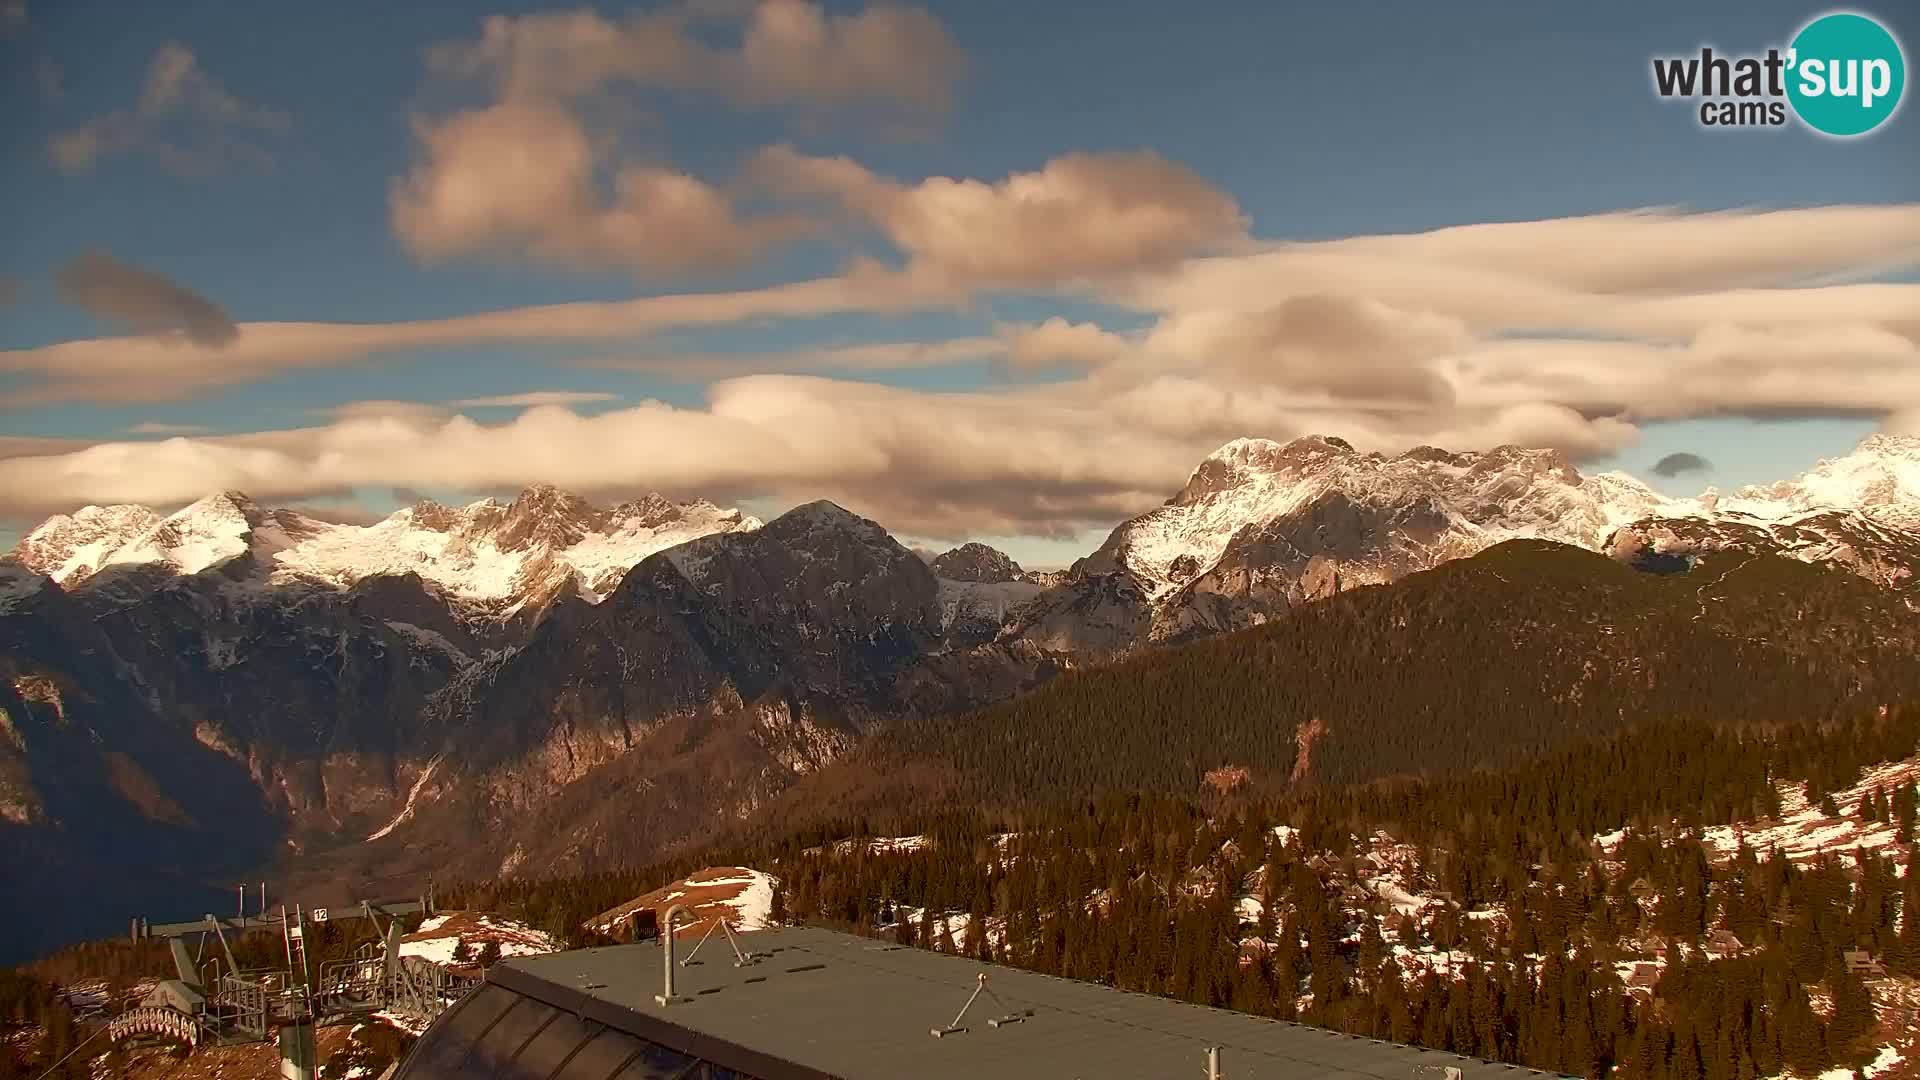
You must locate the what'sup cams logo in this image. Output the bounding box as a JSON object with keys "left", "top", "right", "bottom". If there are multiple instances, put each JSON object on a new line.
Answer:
{"left": 1652, "top": 10, "right": 1906, "bottom": 136}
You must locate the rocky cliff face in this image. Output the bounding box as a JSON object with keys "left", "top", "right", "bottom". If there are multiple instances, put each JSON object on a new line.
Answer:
{"left": 337, "top": 502, "right": 1055, "bottom": 885}
{"left": 930, "top": 542, "right": 1026, "bottom": 583}
{"left": 1009, "top": 433, "right": 1920, "bottom": 648}
{"left": 5, "top": 432, "right": 1918, "bottom": 959}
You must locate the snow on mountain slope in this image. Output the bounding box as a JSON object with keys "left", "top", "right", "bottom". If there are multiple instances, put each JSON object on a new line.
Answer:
{"left": 398, "top": 911, "right": 559, "bottom": 966}
{"left": 1027, "top": 431, "right": 1920, "bottom": 647}
{"left": 1710, "top": 433, "right": 1920, "bottom": 529}
{"left": 1083, "top": 435, "right": 1677, "bottom": 602}
{"left": 8, "top": 503, "right": 163, "bottom": 582}
{"left": 8, "top": 494, "right": 331, "bottom": 586}
{"left": 1593, "top": 753, "right": 1920, "bottom": 869}
{"left": 1606, "top": 508, "right": 1920, "bottom": 593}
{"left": 9, "top": 486, "right": 761, "bottom": 612}
{"left": 582, "top": 866, "right": 781, "bottom": 938}
{"left": 935, "top": 577, "right": 1044, "bottom": 642}
{"left": 275, "top": 487, "right": 759, "bottom": 605}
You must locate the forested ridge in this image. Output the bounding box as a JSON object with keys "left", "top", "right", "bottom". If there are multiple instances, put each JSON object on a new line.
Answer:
{"left": 10, "top": 540, "right": 1920, "bottom": 1078}
{"left": 757, "top": 705, "right": 1920, "bottom": 1079}
{"left": 11, "top": 717, "right": 1919, "bottom": 1077}
{"left": 762, "top": 541, "right": 1920, "bottom": 827}
{"left": 393, "top": 707, "right": 1920, "bottom": 1077}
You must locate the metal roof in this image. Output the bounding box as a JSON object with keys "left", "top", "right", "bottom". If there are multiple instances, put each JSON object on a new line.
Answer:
{"left": 392, "top": 926, "right": 1570, "bottom": 1079}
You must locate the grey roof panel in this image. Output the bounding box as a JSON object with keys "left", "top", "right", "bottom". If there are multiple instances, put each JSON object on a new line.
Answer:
{"left": 508, "top": 1007, "right": 598, "bottom": 1079}
{"left": 555, "top": 1029, "right": 646, "bottom": 1080}
{"left": 468, "top": 927, "right": 1571, "bottom": 1080}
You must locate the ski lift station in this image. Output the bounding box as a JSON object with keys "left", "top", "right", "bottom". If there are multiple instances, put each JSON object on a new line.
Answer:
{"left": 389, "top": 908, "right": 1572, "bottom": 1080}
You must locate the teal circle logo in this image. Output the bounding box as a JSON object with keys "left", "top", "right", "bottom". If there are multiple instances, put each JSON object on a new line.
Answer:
{"left": 1787, "top": 12, "right": 1906, "bottom": 136}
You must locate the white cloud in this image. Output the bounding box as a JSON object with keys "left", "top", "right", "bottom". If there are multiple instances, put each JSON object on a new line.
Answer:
{"left": 996, "top": 318, "right": 1133, "bottom": 371}
{"left": 388, "top": 2, "right": 969, "bottom": 276}
{"left": 126, "top": 422, "right": 214, "bottom": 436}
{"left": 0, "top": 268, "right": 948, "bottom": 405}
{"left": 446, "top": 390, "right": 619, "bottom": 408}
{"left": 10, "top": 203, "right": 1920, "bottom": 538}
{"left": 48, "top": 43, "right": 289, "bottom": 175}
{"left": 1120, "top": 206, "right": 1920, "bottom": 339}
{"left": 391, "top": 103, "right": 820, "bottom": 274}
{"left": 0, "top": 370, "right": 1645, "bottom": 534}
{"left": 750, "top": 144, "right": 1250, "bottom": 289}
{"left": 432, "top": 1, "right": 965, "bottom": 115}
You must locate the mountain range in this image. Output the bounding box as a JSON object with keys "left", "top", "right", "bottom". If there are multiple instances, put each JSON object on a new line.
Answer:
{"left": 2, "top": 432, "right": 1917, "bottom": 961}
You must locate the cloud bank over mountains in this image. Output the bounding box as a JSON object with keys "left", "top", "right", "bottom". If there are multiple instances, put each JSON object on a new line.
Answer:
{"left": 7, "top": 0, "right": 1918, "bottom": 540}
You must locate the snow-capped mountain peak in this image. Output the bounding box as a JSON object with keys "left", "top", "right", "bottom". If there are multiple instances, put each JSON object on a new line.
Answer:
{"left": 1086, "top": 434, "right": 1674, "bottom": 602}
{"left": 1714, "top": 432, "right": 1920, "bottom": 528}
{"left": 11, "top": 487, "right": 761, "bottom": 612}
{"left": 8, "top": 490, "right": 333, "bottom": 586}
{"left": 1029, "top": 429, "right": 1920, "bottom": 647}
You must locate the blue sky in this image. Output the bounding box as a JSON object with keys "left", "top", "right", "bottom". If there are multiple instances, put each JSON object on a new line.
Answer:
{"left": 1, "top": 0, "right": 1916, "bottom": 566}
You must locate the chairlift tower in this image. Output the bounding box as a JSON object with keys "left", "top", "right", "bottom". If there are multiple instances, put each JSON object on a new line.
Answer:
{"left": 108, "top": 884, "right": 476, "bottom": 1080}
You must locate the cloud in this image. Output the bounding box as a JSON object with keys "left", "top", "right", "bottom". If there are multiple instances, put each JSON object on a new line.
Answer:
{"left": 9, "top": 202, "right": 1920, "bottom": 538}
{"left": 0, "top": 0, "right": 23, "bottom": 35}
{"left": 580, "top": 320, "right": 1133, "bottom": 379}
{"left": 56, "top": 252, "right": 238, "bottom": 346}
{"left": 446, "top": 390, "right": 619, "bottom": 408}
{"left": 281, "top": 499, "right": 386, "bottom": 526}
{"left": 431, "top": 1, "right": 965, "bottom": 115}
{"left": 0, "top": 368, "right": 1651, "bottom": 536}
{"left": 0, "top": 269, "right": 948, "bottom": 405}
{"left": 391, "top": 103, "right": 819, "bottom": 273}
{"left": 1121, "top": 206, "right": 1920, "bottom": 338}
{"left": 1651, "top": 452, "right": 1713, "bottom": 478}
{"left": 316, "top": 400, "right": 453, "bottom": 426}
{"left": 1448, "top": 323, "right": 1920, "bottom": 423}
{"left": 996, "top": 318, "right": 1133, "bottom": 371}
{"left": 1138, "top": 295, "right": 1468, "bottom": 408}
{"left": 48, "top": 42, "right": 288, "bottom": 175}
{"left": 0, "top": 435, "right": 87, "bottom": 460}
{"left": 126, "top": 422, "right": 214, "bottom": 436}
{"left": 750, "top": 145, "right": 1250, "bottom": 288}
{"left": 389, "top": 1, "right": 967, "bottom": 275}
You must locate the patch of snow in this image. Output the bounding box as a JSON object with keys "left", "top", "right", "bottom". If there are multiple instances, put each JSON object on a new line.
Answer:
{"left": 383, "top": 622, "right": 471, "bottom": 666}
{"left": 397, "top": 912, "right": 558, "bottom": 967}
{"left": 715, "top": 869, "right": 776, "bottom": 930}
{"left": 1771, "top": 1044, "right": 1905, "bottom": 1080}
{"left": 1593, "top": 754, "right": 1920, "bottom": 867}
{"left": 934, "top": 578, "right": 1043, "bottom": 630}
{"left": 1108, "top": 437, "right": 1678, "bottom": 599}
{"left": 366, "top": 757, "right": 443, "bottom": 842}
{"left": 805, "top": 835, "right": 932, "bottom": 857}
{"left": 14, "top": 488, "right": 758, "bottom": 614}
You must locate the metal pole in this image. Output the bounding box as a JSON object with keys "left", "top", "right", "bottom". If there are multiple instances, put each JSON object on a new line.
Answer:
{"left": 1205, "top": 1046, "right": 1223, "bottom": 1079}
{"left": 656, "top": 905, "right": 690, "bottom": 1005}
{"left": 239, "top": 884, "right": 246, "bottom": 920}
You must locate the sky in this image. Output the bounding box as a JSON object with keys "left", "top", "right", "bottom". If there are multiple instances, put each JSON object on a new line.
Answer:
{"left": 1, "top": 0, "right": 1916, "bottom": 568}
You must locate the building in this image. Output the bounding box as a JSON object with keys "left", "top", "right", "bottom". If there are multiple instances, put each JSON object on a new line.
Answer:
{"left": 389, "top": 925, "right": 1571, "bottom": 1079}
{"left": 1842, "top": 950, "right": 1887, "bottom": 977}
{"left": 1702, "top": 930, "right": 1743, "bottom": 960}
{"left": 1624, "top": 962, "right": 1661, "bottom": 996}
